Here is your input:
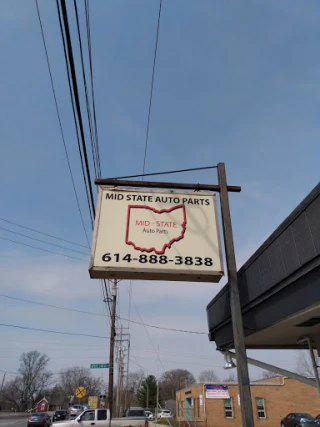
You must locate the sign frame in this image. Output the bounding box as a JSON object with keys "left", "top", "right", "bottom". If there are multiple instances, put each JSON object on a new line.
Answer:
{"left": 89, "top": 187, "right": 224, "bottom": 282}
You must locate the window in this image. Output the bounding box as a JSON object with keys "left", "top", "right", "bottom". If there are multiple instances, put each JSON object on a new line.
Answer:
{"left": 98, "top": 410, "right": 107, "bottom": 421}
{"left": 256, "top": 398, "right": 266, "bottom": 419}
{"left": 81, "top": 411, "right": 95, "bottom": 421}
{"left": 224, "top": 398, "right": 233, "bottom": 418}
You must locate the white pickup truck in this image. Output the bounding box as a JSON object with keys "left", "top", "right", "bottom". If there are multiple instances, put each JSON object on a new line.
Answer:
{"left": 52, "top": 408, "right": 149, "bottom": 427}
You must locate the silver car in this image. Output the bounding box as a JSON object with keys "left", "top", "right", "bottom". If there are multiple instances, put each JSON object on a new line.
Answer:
{"left": 68, "top": 404, "right": 83, "bottom": 416}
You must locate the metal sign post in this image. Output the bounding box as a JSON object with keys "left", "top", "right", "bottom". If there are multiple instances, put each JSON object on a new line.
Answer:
{"left": 217, "top": 163, "right": 254, "bottom": 427}
{"left": 92, "top": 162, "right": 254, "bottom": 427}
{"left": 108, "top": 279, "right": 117, "bottom": 418}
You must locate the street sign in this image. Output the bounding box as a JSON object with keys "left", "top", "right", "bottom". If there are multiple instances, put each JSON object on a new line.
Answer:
{"left": 90, "top": 363, "right": 109, "bottom": 369}
{"left": 75, "top": 386, "right": 86, "bottom": 399}
{"left": 89, "top": 188, "right": 224, "bottom": 282}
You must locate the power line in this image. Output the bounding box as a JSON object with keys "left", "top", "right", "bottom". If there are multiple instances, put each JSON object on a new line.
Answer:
{"left": 111, "top": 165, "right": 218, "bottom": 180}
{"left": 0, "top": 217, "right": 88, "bottom": 249}
{"left": 129, "top": 358, "right": 157, "bottom": 376}
{"left": 127, "top": 284, "right": 165, "bottom": 372}
{"left": 0, "top": 323, "right": 109, "bottom": 339}
{"left": 0, "top": 345, "right": 215, "bottom": 361}
{"left": 35, "top": 0, "right": 91, "bottom": 247}
{"left": 73, "top": 0, "right": 98, "bottom": 179}
{"left": 57, "top": 0, "right": 111, "bottom": 319}
{"left": 102, "top": 279, "right": 112, "bottom": 318}
{"left": 0, "top": 293, "right": 101, "bottom": 316}
{"left": 84, "top": 0, "right": 101, "bottom": 177}
{"left": 0, "top": 236, "right": 88, "bottom": 262}
{"left": 142, "top": 0, "right": 163, "bottom": 176}
{"left": 75, "top": 0, "right": 111, "bottom": 320}
{"left": 0, "top": 226, "right": 89, "bottom": 256}
{"left": 0, "top": 293, "right": 206, "bottom": 334}
{"left": 58, "top": 0, "right": 96, "bottom": 218}
{"left": 117, "top": 316, "right": 206, "bottom": 335}
{"left": 56, "top": 0, "right": 95, "bottom": 225}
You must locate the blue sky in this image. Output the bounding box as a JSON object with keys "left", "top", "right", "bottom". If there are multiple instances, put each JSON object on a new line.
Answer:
{"left": 0, "top": 0, "right": 319, "bottom": 385}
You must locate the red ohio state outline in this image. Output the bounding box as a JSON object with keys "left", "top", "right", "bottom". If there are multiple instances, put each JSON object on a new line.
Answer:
{"left": 125, "top": 204, "right": 187, "bottom": 255}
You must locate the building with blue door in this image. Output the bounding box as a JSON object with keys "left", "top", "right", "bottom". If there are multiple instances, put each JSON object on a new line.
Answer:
{"left": 176, "top": 377, "right": 320, "bottom": 427}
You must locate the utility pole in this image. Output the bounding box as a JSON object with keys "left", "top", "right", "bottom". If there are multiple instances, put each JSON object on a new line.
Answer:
{"left": 0, "top": 372, "right": 6, "bottom": 406}
{"left": 124, "top": 337, "right": 131, "bottom": 411}
{"left": 155, "top": 345, "right": 159, "bottom": 425}
{"left": 146, "top": 382, "right": 149, "bottom": 409}
{"left": 108, "top": 280, "right": 117, "bottom": 418}
{"left": 217, "top": 163, "right": 254, "bottom": 427}
{"left": 116, "top": 325, "right": 124, "bottom": 417}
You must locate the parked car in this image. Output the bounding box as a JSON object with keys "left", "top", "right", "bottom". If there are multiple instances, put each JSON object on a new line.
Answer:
{"left": 157, "top": 410, "right": 172, "bottom": 419}
{"left": 53, "top": 410, "right": 69, "bottom": 422}
{"left": 281, "top": 413, "right": 317, "bottom": 426}
{"left": 123, "top": 407, "right": 146, "bottom": 417}
{"left": 27, "top": 412, "right": 51, "bottom": 427}
{"left": 314, "top": 414, "right": 320, "bottom": 426}
{"left": 81, "top": 404, "right": 90, "bottom": 410}
{"left": 145, "top": 411, "right": 154, "bottom": 421}
{"left": 68, "top": 404, "right": 83, "bottom": 416}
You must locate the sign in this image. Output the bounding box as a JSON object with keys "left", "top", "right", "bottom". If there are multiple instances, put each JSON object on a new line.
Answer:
{"left": 90, "top": 363, "right": 109, "bottom": 369}
{"left": 205, "top": 384, "right": 230, "bottom": 399}
{"left": 75, "top": 386, "right": 86, "bottom": 399}
{"left": 89, "top": 188, "right": 223, "bottom": 282}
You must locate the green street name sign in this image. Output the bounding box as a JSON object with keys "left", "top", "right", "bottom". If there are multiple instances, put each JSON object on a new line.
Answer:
{"left": 90, "top": 363, "right": 109, "bottom": 369}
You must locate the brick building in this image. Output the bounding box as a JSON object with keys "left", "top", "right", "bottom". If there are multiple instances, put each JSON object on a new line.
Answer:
{"left": 176, "top": 376, "right": 320, "bottom": 427}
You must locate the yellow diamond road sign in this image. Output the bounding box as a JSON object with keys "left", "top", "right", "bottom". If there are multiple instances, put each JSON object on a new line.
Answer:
{"left": 75, "top": 386, "right": 86, "bottom": 399}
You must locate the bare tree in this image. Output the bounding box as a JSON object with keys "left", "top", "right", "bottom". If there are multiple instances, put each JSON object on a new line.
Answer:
{"left": 2, "top": 377, "right": 25, "bottom": 411}
{"left": 223, "top": 372, "right": 237, "bottom": 382}
{"left": 125, "top": 370, "right": 145, "bottom": 407}
{"left": 56, "top": 366, "right": 105, "bottom": 407}
{"left": 198, "top": 370, "right": 219, "bottom": 383}
{"left": 296, "top": 350, "right": 317, "bottom": 376}
{"left": 259, "top": 370, "right": 277, "bottom": 380}
{"left": 2, "top": 351, "right": 53, "bottom": 411}
{"left": 160, "top": 369, "right": 196, "bottom": 400}
{"left": 127, "top": 370, "right": 145, "bottom": 394}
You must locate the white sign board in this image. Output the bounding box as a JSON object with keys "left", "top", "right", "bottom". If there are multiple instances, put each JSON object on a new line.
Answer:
{"left": 89, "top": 187, "right": 223, "bottom": 282}
{"left": 205, "top": 385, "right": 230, "bottom": 399}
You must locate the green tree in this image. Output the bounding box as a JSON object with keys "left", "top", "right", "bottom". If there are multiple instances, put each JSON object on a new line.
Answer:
{"left": 136, "top": 375, "right": 159, "bottom": 409}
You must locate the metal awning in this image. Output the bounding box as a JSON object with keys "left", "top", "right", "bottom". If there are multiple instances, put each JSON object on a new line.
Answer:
{"left": 207, "top": 182, "right": 320, "bottom": 350}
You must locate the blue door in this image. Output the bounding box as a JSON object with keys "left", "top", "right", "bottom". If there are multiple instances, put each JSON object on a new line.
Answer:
{"left": 185, "top": 397, "right": 192, "bottom": 421}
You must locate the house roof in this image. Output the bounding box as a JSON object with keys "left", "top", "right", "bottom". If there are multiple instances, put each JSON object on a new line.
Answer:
{"left": 37, "top": 397, "right": 49, "bottom": 404}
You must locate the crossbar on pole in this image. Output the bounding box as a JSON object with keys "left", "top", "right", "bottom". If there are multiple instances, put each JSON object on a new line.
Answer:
{"left": 94, "top": 178, "right": 241, "bottom": 193}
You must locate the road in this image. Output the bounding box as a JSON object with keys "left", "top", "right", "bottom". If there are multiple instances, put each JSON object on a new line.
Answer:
{"left": 0, "top": 418, "right": 27, "bottom": 427}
